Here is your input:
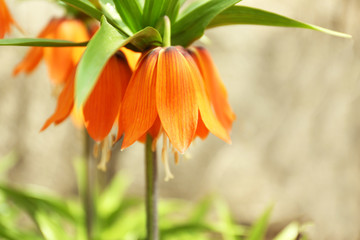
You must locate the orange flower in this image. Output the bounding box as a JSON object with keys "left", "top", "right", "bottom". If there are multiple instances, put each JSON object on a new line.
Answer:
{"left": 120, "top": 46, "right": 233, "bottom": 153}
{"left": 0, "top": 0, "right": 15, "bottom": 38}
{"left": 41, "top": 53, "right": 132, "bottom": 143}
{"left": 13, "top": 18, "right": 90, "bottom": 85}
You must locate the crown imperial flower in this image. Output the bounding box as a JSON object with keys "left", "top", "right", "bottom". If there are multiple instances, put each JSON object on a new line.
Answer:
{"left": 120, "top": 46, "right": 234, "bottom": 154}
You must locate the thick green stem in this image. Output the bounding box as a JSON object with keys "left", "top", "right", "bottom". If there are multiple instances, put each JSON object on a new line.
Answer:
{"left": 83, "top": 131, "right": 95, "bottom": 240}
{"left": 145, "top": 135, "right": 158, "bottom": 240}
{"left": 163, "top": 16, "right": 171, "bottom": 47}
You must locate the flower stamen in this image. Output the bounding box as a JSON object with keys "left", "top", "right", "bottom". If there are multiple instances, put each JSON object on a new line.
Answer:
{"left": 162, "top": 132, "right": 174, "bottom": 181}
{"left": 97, "top": 136, "right": 112, "bottom": 171}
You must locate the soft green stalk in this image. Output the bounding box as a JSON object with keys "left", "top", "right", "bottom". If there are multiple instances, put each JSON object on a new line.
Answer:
{"left": 83, "top": 131, "right": 95, "bottom": 240}
{"left": 145, "top": 135, "right": 159, "bottom": 240}
{"left": 163, "top": 16, "right": 171, "bottom": 47}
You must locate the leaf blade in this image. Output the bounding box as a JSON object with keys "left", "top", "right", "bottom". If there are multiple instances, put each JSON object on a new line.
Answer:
{"left": 0, "top": 38, "right": 87, "bottom": 47}
{"left": 172, "top": 0, "right": 241, "bottom": 46}
{"left": 60, "top": 0, "right": 102, "bottom": 20}
{"left": 246, "top": 205, "right": 273, "bottom": 240}
{"left": 113, "top": 0, "right": 143, "bottom": 33}
{"left": 208, "top": 6, "right": 351, "bottom": 38}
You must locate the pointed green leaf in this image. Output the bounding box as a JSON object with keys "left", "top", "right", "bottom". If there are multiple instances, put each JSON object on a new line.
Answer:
{"left": 274, "top": 222, "right": 300, "bottom": 240}
{"left": 75, "top": 16, "right": 161, "bottom": 107}
{"left": 0, "top": 184, "right": 75, "bottom": 221}
{"left": 208, "top": 6, "right": 351, "bottom": 38}
{"left": 0, "top": 38, "right": 87, "bottom": 47}
{"left": 246, "top": 205, "right": 273, "bottom": 240}
{"left": 143, "top": 0, "right": 180, "bottom": 27}
{"left": 99, "top": 0, "right": 133, "bottom": 36}
{"left": 113, "top": 0, "right": 143, "bottom": 33}
{"left": 35, "top": 211, "right": 71, "bottom": 240}
{"left": 61, "top": 0, "right": 129, "bottom": 35}
{"left": 163, "top": 0, "right": 181, "bottom": 22}
{"left": 60, "top": 0, "right": 102, "bottom": 20}
{"left": 172, "top": 0, "right": 241, "bottom": 46}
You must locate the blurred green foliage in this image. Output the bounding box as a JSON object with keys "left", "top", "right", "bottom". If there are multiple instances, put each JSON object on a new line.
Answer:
{"left": 0, "top": 153, "right": 310, "bottom": 240}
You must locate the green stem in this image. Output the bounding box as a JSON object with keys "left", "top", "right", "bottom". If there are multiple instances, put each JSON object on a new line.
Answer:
{"left": 163, "top": 16, "right": 171, "bottom": 47}
{"left": 83, "top": 130, "right": 95, "bottom": 240}
{"left": 145, "top": 135, "right": 159, "bottom": 240}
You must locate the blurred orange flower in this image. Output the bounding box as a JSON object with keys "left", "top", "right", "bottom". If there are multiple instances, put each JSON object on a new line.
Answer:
{"left": 13, "top": 18, "right": 90, "bottom": 85}
{"left": 0, "top": 0, "right": 15, "bottom": 38}
{"left": 120, "top": 46, "right": 233, "bottom": 154}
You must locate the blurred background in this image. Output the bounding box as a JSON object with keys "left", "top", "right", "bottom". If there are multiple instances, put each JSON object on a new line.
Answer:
{"left": 0, "top": 0, "right": 359, "bottom": 239}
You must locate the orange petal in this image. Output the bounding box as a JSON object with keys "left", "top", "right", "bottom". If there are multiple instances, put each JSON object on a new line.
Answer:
{"left": 195, "top": 111, "right": 209, "bottom": 140}
{"left": 189, "top": 47, "right": 235, "bottom": 132}
{"left": 121, "top": 48, "right": 160, "bottom": 149}
{"left": 40, "top": 70, "right": 75, "bottom": 131}
{"left": 121, "top": 47, "right": 141, "bottom": 71}
{"left": 0, "top": 0, "right": 14, "bottom": 38}
{"left": 13, "top": 19, "right": 61, "bottom": 76}
{"left": 182, "top": 49, "right": 231, "bottom": 144}
{"left": 156, "top": 47, "right": 198, "bottom": 153}
{"left": 13, "top": 47, "right": 44, "bottom": 76}
{"left": 83, "top": 54, "right": 132, "bottom": 142}
{"left": 138, "top": 116, "right": 161, "bottom": 143}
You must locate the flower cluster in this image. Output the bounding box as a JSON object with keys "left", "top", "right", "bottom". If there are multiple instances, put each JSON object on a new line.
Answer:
{"left": 11, "top": 17, "right": 235, "bottom": 173}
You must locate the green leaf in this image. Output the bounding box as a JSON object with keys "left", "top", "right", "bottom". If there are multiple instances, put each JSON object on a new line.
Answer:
{"left": 35, "top": 211, "right": 71, "bottom": 240}
{"left": 113, "top": 0, "right": 143, "bottom": 33}
{"left": 163, "top": 0, "right": 181, "bottom": 22}
{"left": 75, "top": 16, "right": 161, "bottom": 107}
{"left": 214, "top": 198, "right": 242, "bottom": 240}
{"left": 172, "top": 0, "right": 241, "bottom": 46}
{"left": 99, "top": 0, "right": 133, "bottom": 36}
{"left": 246, "top": 205, "right": 273, "bottom": 240}
{"left": 274, "top": 222, "right": 300, "bottom": 240}
{"left": 143, "top": 0, "right": 180, "bottom": 27}
{"left": 59, "top": 0, "right": 102, "bottom": 21}
{"left": 189, "top": 196, "right": 213, "bottom": 223}
{"left": 0, "top": 184, "right": 75, "bottom": 221}
{"left": 98, "top": 173, "right": 129, "bottom": 218}
{"left": 0, "top": 38, "right": 87, "bottom": 47}
{"left": 208, "top": 6, "right": 351, "bottom": 38}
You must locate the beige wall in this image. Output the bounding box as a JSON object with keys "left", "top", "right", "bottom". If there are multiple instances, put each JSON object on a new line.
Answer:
{"left": 0, "top": 0, "right": 359, "bottom": 239}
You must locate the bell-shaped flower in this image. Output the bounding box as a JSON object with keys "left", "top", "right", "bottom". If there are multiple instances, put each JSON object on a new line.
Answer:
{"left": 120, "top": 46, "right": 232, "bottom": 154}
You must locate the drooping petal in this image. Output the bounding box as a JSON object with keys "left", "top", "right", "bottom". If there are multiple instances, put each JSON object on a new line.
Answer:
{"left": 195, "top": 111, "right": 209, "bottom": 140}
{"left": 0, "top": 0, "right": 14, "bottom": 38}
{"left": 138, "top": 116, "right": 161, "bottom": 143}
{"left": 40, "top": 70, "right": 75, "bottom": 131}
{"left": 189, "top": 47, "right": 235, "bottom": 132}
{"left": 121, "top": 48, "right": 160, "bottom": 149}
{"left": 83, "top": 54, "right": 132, "bottom": 142}
{"left": 13, "top": 19, "right": 61, "bottom": 76}
{"left": 13, "top": 47, "right": 44, "bottom": 76}
{"left": 182, "top": 49, "right": 231, "bottom": 143}
{"left": 156, "top": 47, "right": 198, "bottom": 153}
